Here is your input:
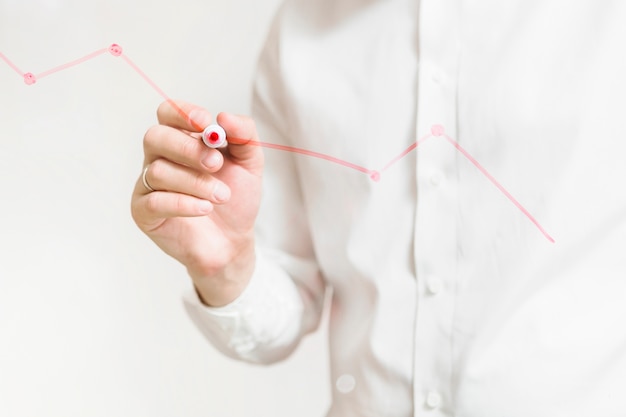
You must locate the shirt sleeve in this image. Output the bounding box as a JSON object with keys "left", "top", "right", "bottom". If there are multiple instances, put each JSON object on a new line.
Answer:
{"left": 183, "top": 247, "right": 318, "bottom": 364}
{"left": 182, "top": 7, "right": 327, "bottom": 365}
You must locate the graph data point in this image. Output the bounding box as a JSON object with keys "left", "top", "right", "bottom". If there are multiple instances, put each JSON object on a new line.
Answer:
{"left": 108, "top": 44, "right": 123, "bottom": 57}
{"left": 431, "top": 124, "right": 445, "bottom": 137}
{"left": 0, "top": 43, "right": 553, "bottom": 242}
{"left": 23, "top": 72, "right": 37, "bottom": 85}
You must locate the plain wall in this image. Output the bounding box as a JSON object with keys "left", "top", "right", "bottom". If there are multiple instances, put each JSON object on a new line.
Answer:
{"left": 0, "top": 0, "right": 330, "bottom": 416}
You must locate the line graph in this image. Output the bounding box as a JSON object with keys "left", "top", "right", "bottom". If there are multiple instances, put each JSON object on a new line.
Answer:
{"left": 0, "top": 43, "right": 555, "bottom": 243}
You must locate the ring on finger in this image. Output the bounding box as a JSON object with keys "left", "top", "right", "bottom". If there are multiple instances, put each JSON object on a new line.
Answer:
{"left": 142, "top": 165, "right": 156, "bottom": 192}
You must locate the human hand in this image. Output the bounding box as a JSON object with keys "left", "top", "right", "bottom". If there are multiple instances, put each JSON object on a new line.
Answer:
{"left": 131, "top": 100, "right": 264, "bottom": 306}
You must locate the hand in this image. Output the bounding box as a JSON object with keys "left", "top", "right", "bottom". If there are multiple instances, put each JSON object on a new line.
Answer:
{"left": 131, "top": 100, "right": 264, "bottom": 306}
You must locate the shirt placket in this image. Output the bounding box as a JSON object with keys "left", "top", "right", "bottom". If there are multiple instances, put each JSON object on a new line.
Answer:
{"left": 413, "top": 0, "right": 460, "bottom": 415}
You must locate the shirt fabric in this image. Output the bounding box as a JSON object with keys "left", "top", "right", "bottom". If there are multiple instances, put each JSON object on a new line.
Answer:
{"left": 183, "top": 0, "right": 626, "bottom": 415}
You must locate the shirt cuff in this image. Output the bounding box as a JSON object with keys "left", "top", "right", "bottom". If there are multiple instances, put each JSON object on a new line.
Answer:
{"left": 182, "top": 249, "right": 304, "bottom": 363}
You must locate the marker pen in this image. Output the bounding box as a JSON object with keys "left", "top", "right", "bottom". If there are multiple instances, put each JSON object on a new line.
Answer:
{"left": 202, "top": 124, "right": 227, "bottom": 149}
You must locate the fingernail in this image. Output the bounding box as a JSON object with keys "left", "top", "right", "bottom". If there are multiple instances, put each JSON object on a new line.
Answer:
{"left": 202, "top": 152, "right": 221, "bottom": 170}
{"left": 197, "top": 200, "right": 213, "bottom": 213}
{"left": 213, "top": 183, "right": 230, "bottom": 202}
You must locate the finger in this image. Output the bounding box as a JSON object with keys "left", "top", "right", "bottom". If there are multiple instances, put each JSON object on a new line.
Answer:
{"left": 145, "top": 158, "right": 231, "bottom": 204}
{"left": 216, "top": 112, "right": 264, "bottom": 171}
{"left": 156, "top": 100, "right": 213, "bottom": 133}
{"left": 132, "top": 190, "right": 214, "bottom": 230}
{"left": 133, "top": 167, "right": 158, "bottom": 197}
{"left": 141, "top": 164, "right": 156, "bottom": 193}
{"left": 143, "top": 124, "right": 225, "bottom": 173}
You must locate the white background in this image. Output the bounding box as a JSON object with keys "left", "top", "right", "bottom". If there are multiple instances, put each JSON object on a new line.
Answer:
{"left": 0, "top": 0, "right": 330, "bottom": 416}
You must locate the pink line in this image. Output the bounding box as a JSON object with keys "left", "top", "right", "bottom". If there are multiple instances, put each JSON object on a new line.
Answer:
{"left": 229, "top": 138, "right": 373, "bottom": 175}
{"left": 36, "top": 48, "right": 108, "bottom": 79}
{"left": 121, "top": 54, "right": 171, "bottom": 102}
{"left": 0, "top": 44, "right": 555, "bottom": 241}
{"left": 120, "top": 54, "right": 202, "bottom": 131}
{"left": 442, "top": 134, "right": 555, "bottom": 243}
{"left": 380, "top": 133, "right": 433, "bottom": 173}
{"left": 0, "top": 51, "right": 25, "bottom": 75}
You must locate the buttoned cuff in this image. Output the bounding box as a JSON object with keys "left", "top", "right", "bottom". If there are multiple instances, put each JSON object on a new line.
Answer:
{"left": 182, "top": 249, "right": 304, "bottom": 363}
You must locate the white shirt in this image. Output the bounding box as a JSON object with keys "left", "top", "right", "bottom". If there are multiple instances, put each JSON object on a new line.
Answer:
{"left": 183, "top": 0, "right": 626, "bottom": 415}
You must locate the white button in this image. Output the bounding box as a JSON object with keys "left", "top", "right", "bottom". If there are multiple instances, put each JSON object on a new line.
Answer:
{"left": 426, "top": 277, "right": 443, "bottom": 295}
{"left": 336, "top": 374, "right": 356, "bottom": 393}
{"left": 425, "top": 391, "right": 442, "bottom": 409}
{"left": 431, "top": 71, "right": 443, "bottom": 84}
{"left": 429, "top": 173, "right": 443, "bottom": 186}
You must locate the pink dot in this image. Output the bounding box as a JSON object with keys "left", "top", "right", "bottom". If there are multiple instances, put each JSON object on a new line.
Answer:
{"left": 23, "top": 73, "right": 37, "bottom": 85}
{"left": 431, "top": 124, "right": 445, "bottom": 137}
{"left": 370, "top": 171, "right": 381, "bottom": 182}
{"left": 209, "top": 131, "right": 220, "bottom": 143}
{"left": 108, "top": 44, "right": 123, "bottom": 57}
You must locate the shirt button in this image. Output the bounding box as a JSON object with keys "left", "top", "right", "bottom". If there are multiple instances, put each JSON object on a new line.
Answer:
{"left": 426, "top": 277, "right": 443, "bottom": 295}
{"left": 336, "top": 374, "right": 356, "bottom": 393}
{"left": 425, "top": 391, "right": 442, "bottom": 409}
{"left": 429, "top": 172, "right": 443, "bottom": 186}
{"left": 431, "top": 71, "right": 443, "bottom": 84}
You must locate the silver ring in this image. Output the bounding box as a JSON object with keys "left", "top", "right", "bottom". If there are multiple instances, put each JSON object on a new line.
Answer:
{"left": 142, "top": 165, "right": 155, "bottom": 192}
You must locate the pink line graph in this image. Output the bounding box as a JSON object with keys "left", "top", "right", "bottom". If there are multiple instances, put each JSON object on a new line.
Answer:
{"left": 0, "top": 43, "right": 555, "bottom": 243}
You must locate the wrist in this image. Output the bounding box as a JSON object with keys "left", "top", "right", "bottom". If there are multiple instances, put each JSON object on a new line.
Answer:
{"left": 188, "top": 243, "right": 256, "bottom": 307}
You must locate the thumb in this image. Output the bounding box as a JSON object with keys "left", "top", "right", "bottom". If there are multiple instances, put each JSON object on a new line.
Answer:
{"left": 217, "top": 112, "right": 265, "bottom": 171}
